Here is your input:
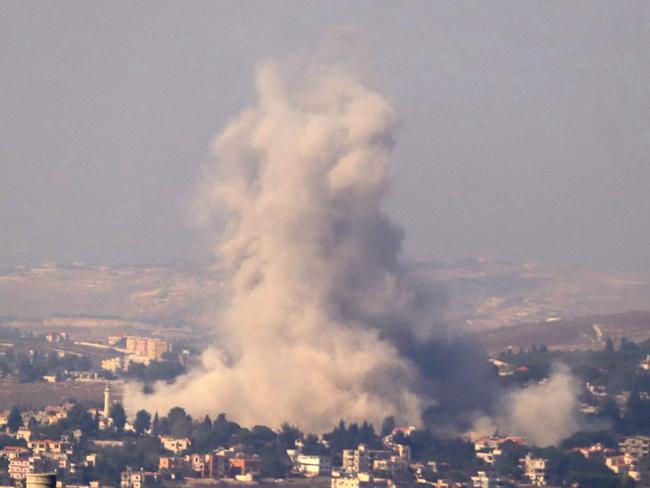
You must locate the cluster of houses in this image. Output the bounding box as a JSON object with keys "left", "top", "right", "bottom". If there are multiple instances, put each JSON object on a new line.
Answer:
{"left": 156, "top": 439, "right": 261, "bottom": 482}
{"left": 2, "top": 394, "right": 650, "bottom": 488}
{"left": 467, "top": 434, "right": 650, "bottom": 487}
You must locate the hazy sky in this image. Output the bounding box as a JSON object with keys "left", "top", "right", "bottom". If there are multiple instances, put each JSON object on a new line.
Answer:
{"left": 1, "top": 1, "right": 648, "bottom": 272}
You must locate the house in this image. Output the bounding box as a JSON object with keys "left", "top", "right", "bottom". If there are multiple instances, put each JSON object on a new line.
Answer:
{"left": 523, "top": 453, "right": 548, "bottom": 486}
{"left": 574, "top": 443, "right": 615, "bottom": 459}
{"left": 295, "top": 454, "right": 332, "bottom": 476}
{"left": 28, "top": 439, "right": 73, "bottom": 456}
{"left": 229, "top": 453, "right": 260, "bottom": 478}
{"left": 189, "top": 452, "right": 232, "bottom": 479}
{"left": 331, "top": 472, "right": 394, "bottom": 488}
{"left": 159, "top": 436, "right": 191, "bottom": 453}
{"left": 619, "top": 435, "right": 650, "bottom": 458}
{"left": 605, "top": 453, "right": 638, "bottom": 479}
{"left": 639, "top": 354, "right": 650, "bottom": 371}
{"left": 120, "top": 468, "right": 160, "bottom": 488}
{"left": 1, "top": 446, "right": 29, "bottom": 459}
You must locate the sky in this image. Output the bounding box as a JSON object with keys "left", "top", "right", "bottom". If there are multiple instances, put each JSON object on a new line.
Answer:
{"left": 1, "top": 1, "right": 648, "bottom": 273}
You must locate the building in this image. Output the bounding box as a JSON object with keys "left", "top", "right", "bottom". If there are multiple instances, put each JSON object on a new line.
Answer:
{"left": 619, "top": 436, "right": 650, "bottom": 458}
{"left": 229, "top": 454, "right": 260, "bottom": 478}
{"left": 331, "top": 472, "right": 394, "bottom": 488}
{"left": 605, "top": 453, "right": 638, "bottom": 478}
{"left": 295, "top": 454, "right": 332, "bottom": 476}
{"left": 574, "top": 443, "right": 616, "bottom": 459}
{"left": 25, "top": 473, "right": 57, "bottom": 488}
{"left": 125, "top": 337, "right": 170, "bottom": 361}
{"left": 342, "top": 445, "right": 371, "bottom": 474}
{"left": 120, "top": 469, "right": 160, "bottom": 488}
{"left": 159, "top": 436, "right": 191, "bottom": 453}
{"left": 8, "top": 456, "right": 45, "bottom": 480}
{"left": 45, "top": 332, "right": 69, "bottom": 343}
{"left": 523, "top": 454, "right": 548, "bottom": 486}
{"left": 470, "top": 471, "right": 501, "bottom": 488}
{"left": 190, "top": 452, "right": 230, "bottom": 479}
{"left": 639, "top": 355, "right": 650, "bottom": 371}
{"left": 101, "top": 357, "right": 124, "bottom": 373}
{"left": 1, "top": 446, "right": 29, "bottom": 459}
{"left": 28, "top": 440, "right": 73, "bottom": 456}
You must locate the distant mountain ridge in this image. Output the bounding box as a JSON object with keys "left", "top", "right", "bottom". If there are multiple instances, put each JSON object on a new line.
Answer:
{"left": 0, "top": 260, "right": 649, "bottom": 346}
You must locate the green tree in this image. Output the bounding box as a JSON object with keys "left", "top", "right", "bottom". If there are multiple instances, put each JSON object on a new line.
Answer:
{"left": 278, "top": 423, "right": 302, "bottom": 448}
{"left": 380, "top": 415, "right": 396, "bottom": 437}
{"left": 134, "top": 409, "right": 151, "bottom": 435}
{"left": 7, "top": 407, "right": 22, "bottom": 432}
{"left": 151, "top": 412, "right": 159, "bottom": 435}
{"left": 110, "top": 402, "right": 127, "bottom": 431}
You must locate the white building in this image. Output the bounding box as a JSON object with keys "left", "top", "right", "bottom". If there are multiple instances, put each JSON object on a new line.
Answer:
{"left": 295, "top": 454, "right": 331, "bottom": 476}
{"left": 342, "top": 445, "right": 371, "bottom": 474}
{"left": 523, "top": 453, "right": 548, "bottom": 486}
{"left": 331, "top": 473, "right": 393, "bottom": 488}
{"left": 120, "top": 468, "right": 160, "bottom": 488}
{"left": 159, "top": 436, "right": 191, "bottom": 453}
{"left": 619, "top": 436, "right": 650, "bottom": 458}
{"left": 8, "top": 456, "right": 45, "bottom": 480}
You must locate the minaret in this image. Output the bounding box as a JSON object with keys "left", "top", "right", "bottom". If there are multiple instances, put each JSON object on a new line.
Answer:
{"left": 103, "top": 385, "right": 111, "bottom": 418}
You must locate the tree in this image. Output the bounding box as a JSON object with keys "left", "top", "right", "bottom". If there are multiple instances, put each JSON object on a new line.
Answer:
{"left": 110, "top": 402, "right": 127, "bottom": 431}
{"left": 134, "top": 410, "right": 151, "bottom": 435}
{"left": 7, "top": 407, "right": 22, "bottom": 432}
{"left": 380, "top": 415, "right": 395, "bottom": 437}
{"left": 167, "top": 407, "right": 192, "bottom": 438}
{"left": 278, "top": 423, "right": 302, "bottom": 448}
{"left": 619, "top": 337, "right": 638, "bottom": 352}
{"left": 151, "top": 412, "right": 160, "bottom": 436}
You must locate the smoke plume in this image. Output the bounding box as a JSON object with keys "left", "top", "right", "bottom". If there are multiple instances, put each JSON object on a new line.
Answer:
{"left": 125, "top": 60, "right": 582, "bottom": 443}
{"left": 126, "top": 61, "right": 437, "bottom": 431}
{"left": 472, "top": 364, "right": 580, "bottom": 446}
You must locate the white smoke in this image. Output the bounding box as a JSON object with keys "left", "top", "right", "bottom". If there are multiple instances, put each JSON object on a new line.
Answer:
{"left": 125, "top": 59, "right": 583, "bottom": 442}
{"left": 472, "top": 364, "right": 581, "bottom": 446}
{"left": 125, "top": 61, "right": 435, "bottom": 431}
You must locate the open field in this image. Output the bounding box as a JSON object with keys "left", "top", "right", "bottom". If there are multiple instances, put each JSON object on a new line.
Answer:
{"left": 475, "top": 310, "right": 650, "bottom": 354}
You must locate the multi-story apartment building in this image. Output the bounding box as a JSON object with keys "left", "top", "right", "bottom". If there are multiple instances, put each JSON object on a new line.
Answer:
{"left": 8, "top": 456, "right": 45, "bottom": 480}
{"left": 125, "top": 337, "right": 170, "bottom": 361}
{"left": 295, "top": 454, "right": 332, "bottom": 476}
{"left": 523, "top": 453, "right": 548, "bottom": 486}
{"left": 159, "top": 436, "right": 191, "bottom": 453}
{"left": 620, "top": 436, "right": 650, "bottom": 458}
{"left": 342, "top": 445, "right": 371, "bottom": 474}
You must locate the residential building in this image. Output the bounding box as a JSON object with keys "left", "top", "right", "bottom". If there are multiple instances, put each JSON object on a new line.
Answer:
{"left": 190, "top": 452, "right": 231, "bottom": 479}
{"left": 120, "top": 469, "right": 160, "bottom": 488}
{"left": 619, "top": 436, "right": 650, "bottom": 458}
{"left": 605, "top": 453, "right": 638, "bottom": 476}
{"left": 125, "top": 337, "right": 170, "bottom": 361}
{"left": 295, "top": 454, "right": 332, "bottom": 476}
{"left": 8, "top": 456, "right": 45, "bottom": 480}
{"left": 28, "top": 440, "right": 73, "bottom": 456}
{"left": 523, "top": 454, "right": 548, "bottom": 486}
{"left": 229, "top": 454, "right": 260, "bottom": 478}
{"left": 471, "top": 471, "right": 499, "bottom": 488}
{"left": 342, "top": 445, "right": 371, "bottom": 474}
{"left": 331, "top": 472, "right": 394, "bottom": 488}
{"left": 159, "top": 436, "right": 191, "bottom": 453}
{"left": 100, "top": 357, "right": 124, "bottom": 373}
